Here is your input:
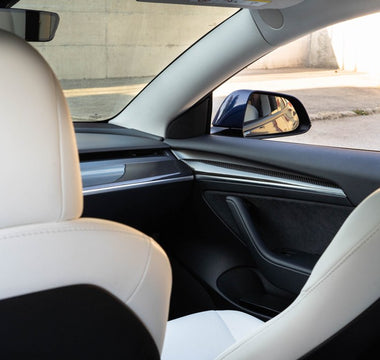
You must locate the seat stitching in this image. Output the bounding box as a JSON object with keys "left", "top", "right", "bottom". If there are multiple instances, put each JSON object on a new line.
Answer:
{"left": 0, "top": 227, "right": 151, "bottom": 242}
{"left": 215, "top": 311, "right": 238, "bottom": 343}
{"left": 302, "top": 226, "right": 380, "bottom": 294}
{"left": 217, "top": 224, "right": 380, "bottom": 359}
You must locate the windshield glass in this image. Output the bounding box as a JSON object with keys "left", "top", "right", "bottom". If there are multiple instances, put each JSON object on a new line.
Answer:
{"left": 17, "top": 0, "right": 234, "bottom": 121}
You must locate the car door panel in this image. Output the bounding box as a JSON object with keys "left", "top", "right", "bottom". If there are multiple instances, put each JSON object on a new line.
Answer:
{"left": 165, "top": 135, "right": 380, "bottom": 319}
{"left": 203, "top": 190, "right": 352, "bottom": 293}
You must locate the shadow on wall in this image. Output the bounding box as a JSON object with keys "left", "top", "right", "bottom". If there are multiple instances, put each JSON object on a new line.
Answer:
{"left": 309, "top": 29, "right": 338, "bottom": 68}
{"left": 249, "top": 28, "right": 338, "bottom": 70}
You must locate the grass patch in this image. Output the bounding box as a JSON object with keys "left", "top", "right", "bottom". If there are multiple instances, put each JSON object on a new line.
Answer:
{"left": 353, "top": 109, "right": 370, "bottom": 116}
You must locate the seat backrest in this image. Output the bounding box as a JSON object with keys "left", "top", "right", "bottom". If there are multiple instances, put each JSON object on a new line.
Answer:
{"left": 0, "top": 29, "right": 171, "bottom": 356}
{"left": 217, "top": 188, "right": 380, "bottom": 359}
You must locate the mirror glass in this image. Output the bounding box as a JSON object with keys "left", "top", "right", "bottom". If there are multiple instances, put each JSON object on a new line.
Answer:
{"left": 243, "top": 92, "right": 299, "bottom": 137}
{"left": 0, "top": 8, "right": 59, "bottom": 42}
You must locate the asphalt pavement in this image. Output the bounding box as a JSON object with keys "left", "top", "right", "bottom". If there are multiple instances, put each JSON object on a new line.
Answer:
{"left": 213, "top": 68, "right": 380, "bottom": 120}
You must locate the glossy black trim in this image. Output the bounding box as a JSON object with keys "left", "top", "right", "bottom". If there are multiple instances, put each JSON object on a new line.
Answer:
{"left": 166, "top": 135, "right": 380, "bottom": 205}
{"left": 166, "top": 93, "right": 213, "bottom": 139}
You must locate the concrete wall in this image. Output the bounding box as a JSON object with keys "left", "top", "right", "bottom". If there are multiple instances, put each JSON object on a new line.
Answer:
{"left": 20, "top": 0, "right": 233, "bottom": 79}
{"left": 18, "top": 1, "right": 380, "bottom": 79}
{"left": 250, "top": 28, "right": 338, "bottom": 70}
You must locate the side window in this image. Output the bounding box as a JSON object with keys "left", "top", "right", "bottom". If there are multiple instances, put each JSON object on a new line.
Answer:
{"left": 213, "top": 13, "right": 380, "bottom": 151}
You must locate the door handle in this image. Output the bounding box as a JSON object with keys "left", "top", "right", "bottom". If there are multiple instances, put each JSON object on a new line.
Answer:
{"left": 226, "top": 196, "right": 318, "bottom": 293}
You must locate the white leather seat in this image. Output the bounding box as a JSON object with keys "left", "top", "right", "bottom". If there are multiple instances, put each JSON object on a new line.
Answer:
{"left": 163, "top": 188, "right": 380, "bottom": 359}
{"left": 0, "top": 29, "right": 171, "bottom": 356}
{"left": 162, "top": 310, "right": 263, "bottom": 360}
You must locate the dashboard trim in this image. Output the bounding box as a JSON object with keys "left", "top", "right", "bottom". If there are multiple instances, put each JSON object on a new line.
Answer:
{"left": 82, "top": 175, "right": 193, "bottom": 196}
{"left": 181, "top": 160, "right": 346, "bottom": 198}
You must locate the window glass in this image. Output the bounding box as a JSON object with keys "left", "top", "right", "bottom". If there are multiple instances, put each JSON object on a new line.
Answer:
{"left": 213, "top": 13, "right": 380, "bottom": 151}
{"left": 18, "top": 0, "right": 234, "bottom": 121}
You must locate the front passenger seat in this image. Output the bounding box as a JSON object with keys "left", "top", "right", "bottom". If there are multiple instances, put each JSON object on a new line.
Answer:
{"left": 0, "top": 29, "right": 171, "bottom": 358}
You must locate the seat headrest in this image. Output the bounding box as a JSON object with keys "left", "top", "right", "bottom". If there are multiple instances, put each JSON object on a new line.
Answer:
{"left": 0, "top": 30, "right": 83, "bottom": 228}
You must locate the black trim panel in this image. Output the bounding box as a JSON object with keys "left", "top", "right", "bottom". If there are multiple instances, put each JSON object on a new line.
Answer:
{"left": 76, "top": 132, "right": 168, "bottom": 154}
{"left": 0, "top": 285, "right": 160, "bottom": 359}
{"left": 167, "top": 135, "right": 380, "bottom": 205}
{"left": 74, "top": 122, "right": 163, "bottom": 141}
{"left": 166, "top": 93, "right": 213, "bottom": 139}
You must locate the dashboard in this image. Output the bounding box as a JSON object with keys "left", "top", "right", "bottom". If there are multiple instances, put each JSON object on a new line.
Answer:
{"left": 75, "top": 123, "right": 193, "bottom": 233}
{"left": 75, "top": 123, "right": 193, "bottom": 196}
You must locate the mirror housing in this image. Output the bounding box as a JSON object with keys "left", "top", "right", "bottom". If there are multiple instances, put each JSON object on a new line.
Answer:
{"left": 0, "top": 8, "right": 59, "bottom": 42}
{"left": 212, "top": 90, "right": 311, "bottom": 138}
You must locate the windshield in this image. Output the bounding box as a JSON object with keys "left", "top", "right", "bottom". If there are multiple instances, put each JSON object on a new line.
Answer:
{"left": 17, "top": 0, "right": 235, "bottom": 121}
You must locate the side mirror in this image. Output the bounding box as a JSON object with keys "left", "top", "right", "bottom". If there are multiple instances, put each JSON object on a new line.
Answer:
{"left": 212, "top": 90, "right": 311, "bottom": 138}
{"left": 0, "top": 8, "right": 59, "bottom": 42}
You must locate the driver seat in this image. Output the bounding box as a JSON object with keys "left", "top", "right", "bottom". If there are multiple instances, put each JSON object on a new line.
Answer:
{"left": 0, "top": 29, "right": 171, "bottom": 357}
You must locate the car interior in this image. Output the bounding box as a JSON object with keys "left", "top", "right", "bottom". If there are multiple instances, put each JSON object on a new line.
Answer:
{"left": 0, "top": 0, "right": 380, "bottom": 359}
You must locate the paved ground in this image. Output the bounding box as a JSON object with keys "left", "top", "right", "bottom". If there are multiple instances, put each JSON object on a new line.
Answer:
{"left": 213, "top": 68, "right": 380, "bottom": 119}
{"left": 274, "top": 114, "right": 380, "bottom": 150}
{"left": 62, "top": 68, "right": 380, "bottom": 150}
{"left": 61, "top": 76, "right": 152, "bottom": 121}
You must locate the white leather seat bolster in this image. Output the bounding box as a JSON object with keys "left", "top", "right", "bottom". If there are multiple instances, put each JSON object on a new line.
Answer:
{"left": 0, "top": 217, "right": 172, "bottom": 353}
{"left": 161, "top": 310, "right": 264, "bottom": 360}
{"left": 215, "top": 189, "right": 380, "bottom": 360}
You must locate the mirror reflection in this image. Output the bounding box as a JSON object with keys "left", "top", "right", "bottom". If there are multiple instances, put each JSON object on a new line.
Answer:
{"left": 243, "top": 92, "right": 299, "bottom": 137}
